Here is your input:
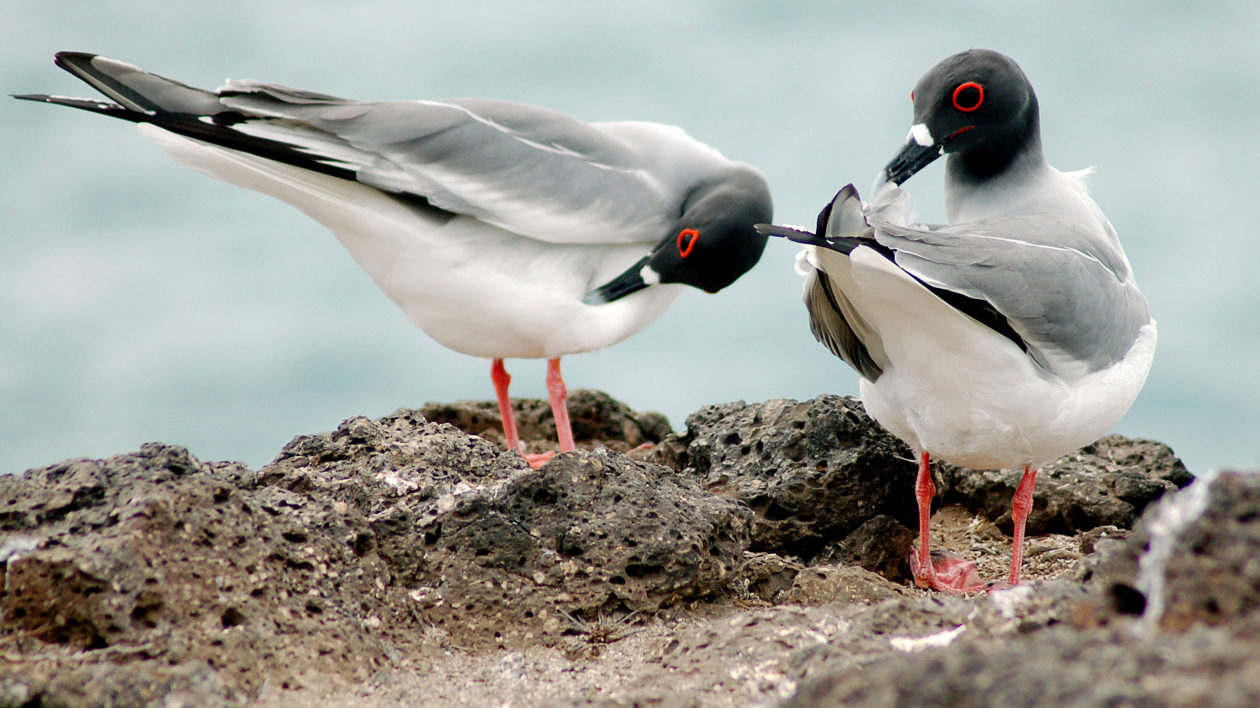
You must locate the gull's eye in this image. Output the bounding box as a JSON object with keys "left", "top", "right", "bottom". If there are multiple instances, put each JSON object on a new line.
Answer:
{"left": 677, "top": 228, "right": 699, "bottom": 258}
{"left": 952, "top": 82, "right": 984, "bottom": 112}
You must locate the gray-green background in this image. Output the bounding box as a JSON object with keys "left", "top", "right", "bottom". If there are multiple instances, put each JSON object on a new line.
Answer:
{"left": 4, "top": 1, "right": 1256, "bottom": 475}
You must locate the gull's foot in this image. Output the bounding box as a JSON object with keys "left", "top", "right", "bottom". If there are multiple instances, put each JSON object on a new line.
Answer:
{"left": 524, "top": 451, "right": 556, "bottom": 469}
{"left": 626, "top": 441, "right": 656, "bottom": 459}
{"left": 909, "top": 549, "right": 987, "bottom": 593}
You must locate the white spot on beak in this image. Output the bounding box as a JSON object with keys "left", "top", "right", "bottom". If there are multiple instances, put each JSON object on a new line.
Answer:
{"left": 639, "top": 264, "right": 661, "bottom": 286}
{"left": 908, "top": 123, "right": 934, "bottom": 148}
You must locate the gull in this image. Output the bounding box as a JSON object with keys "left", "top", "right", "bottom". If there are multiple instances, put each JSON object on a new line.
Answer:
{"left": 16, "top": 52, "right": 773, "bottom": 466}
{"left": 758, "top": 49, "right": 1155, "bottom": 591}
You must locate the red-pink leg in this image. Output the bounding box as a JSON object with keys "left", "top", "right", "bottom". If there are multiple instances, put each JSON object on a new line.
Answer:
{"left": 516, "top": 357, "right": 576, "bottom": 469}
{"left": 491, "top": 359, "right": 523, "bottom": 453}
{"left": 1008, "top": 465, "right": 1038, "bottom": 586}
{"left": 912, "top": 452, "right": 935, "bottom": 586}
{"left": 908, "top": 452, "right": 985, "bottom": 593}
{"left": 546, "top": 357, "right": 576, "bottom": 452}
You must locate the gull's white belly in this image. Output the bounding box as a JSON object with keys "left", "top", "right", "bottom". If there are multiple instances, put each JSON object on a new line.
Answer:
{"left": 860, "top": 321, "right": 1155, "bottom": 469}
{"left": 839, "top": 245, "right": 1157, "bottom": 469}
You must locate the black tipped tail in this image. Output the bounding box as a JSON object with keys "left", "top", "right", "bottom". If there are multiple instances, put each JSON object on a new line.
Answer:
{"left": 49, "top": 52, "right": 161, "bottom": 113}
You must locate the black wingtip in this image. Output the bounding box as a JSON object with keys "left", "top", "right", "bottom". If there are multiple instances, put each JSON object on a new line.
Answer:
{"left": 756, "top": 223, "right": 824, "bottom": 246}
{"left": 54, "top": 51, "right": 97, "bottom": 65}
{"left": 52, "top": 52, "right": 102, "bottom": 79}
{"left": 10, "top": 92, "right": 137, "bottom": 120}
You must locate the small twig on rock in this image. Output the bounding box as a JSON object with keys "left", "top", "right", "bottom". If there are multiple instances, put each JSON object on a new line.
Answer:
{"left": 556, "top": 608, "right": 643, "bottom": 644}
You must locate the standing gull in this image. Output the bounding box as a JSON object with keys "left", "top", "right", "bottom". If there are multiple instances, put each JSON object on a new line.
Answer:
{"left": 16, "top": 52, "right": 772, "bottom": 466}
{"left": 758, "top": 49, "right": 1155, "bottom": 591}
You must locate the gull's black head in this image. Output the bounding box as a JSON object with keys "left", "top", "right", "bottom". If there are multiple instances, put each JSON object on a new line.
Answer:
{"left": 883, "top": 49, "right": 1042, "bottom": 186}
{"left": 584, "top": 167, "right": 773, "bottom": 304}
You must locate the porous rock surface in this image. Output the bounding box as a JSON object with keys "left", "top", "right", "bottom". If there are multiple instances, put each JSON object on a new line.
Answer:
{"left": 653, "top": 395, "right": 1190, "bottom": 581}
{"left": 938, "top": 433, "right": 1193, "bottom": 536}
{"left": 419, "top": 388, "right": 672, "bottom": 457}
{"left": 1, "top": 391, "right": 1253, "bottom": 707}
{"left": 0, "top": 397, "right": 748, "bottom": 704}
{"left": 653, "top": 396, "right": 920, "bottom": 563}
{"left": 260, "top": 407, "right": 751, "bottom": 643}
{"left": 791, "top": 469, "right": 1260, "bottom": 708}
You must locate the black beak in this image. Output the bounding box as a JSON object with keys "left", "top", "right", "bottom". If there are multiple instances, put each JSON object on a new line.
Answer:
{"left": 883, "top": 139, "right": 942, "bottom": 186}
{"left": 582, "top": 256, "right": 650, "bottom": 305}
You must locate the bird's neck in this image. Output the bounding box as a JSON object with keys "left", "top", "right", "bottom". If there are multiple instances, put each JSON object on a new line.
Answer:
{"left": 950, "top": 106, "right": 1045, "bottom": 184}
{"left": 945, "top": 111, "right": 1047, "bottom": 223}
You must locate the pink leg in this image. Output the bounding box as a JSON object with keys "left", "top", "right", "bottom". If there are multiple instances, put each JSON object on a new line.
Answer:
{"left": 1008, "top": 465, "right": 1038, "bottom": 585}
{"left": 908, "top": 452, "right": 985, "bottom": 593}
{"left": 494, "top": 358, "right": 575, "bottom": 469}
{"left": 491, "top": 359, "right": 523, "bottom": 452}
{"left": 913, "top": 452, "right": 935, "bottom": 585}
{"left": 545, "top": 357, "right": 576, "bottom": 452}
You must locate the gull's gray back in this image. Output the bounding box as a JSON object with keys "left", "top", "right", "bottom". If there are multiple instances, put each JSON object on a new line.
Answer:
{"left": 870, "top": 210, "right": 1150, "bottom": 377}
{"left": 220, "top": 83, "right": 742, "bottom": 244}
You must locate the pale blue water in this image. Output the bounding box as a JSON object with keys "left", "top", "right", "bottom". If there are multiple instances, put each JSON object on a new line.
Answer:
{"left": 3, "top": 1, "right": 1258, "bottom": 475}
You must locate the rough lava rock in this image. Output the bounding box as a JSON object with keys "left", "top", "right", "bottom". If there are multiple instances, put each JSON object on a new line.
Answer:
{"left": 1084, "top": 469, "right": 1260, "bottom": 630}
{"left": 938, "top": 434, "right": 1194, "bottom": 536}
{"left": 419, "top": 388, "right": 672, "bottom": 456}
{"left": 652, "top": 396, "right": 1187, "bottom": 582}
{"left": 261, "top": 409, "right": 752, "bottom": 643}
{"left": 0, "top": 442, "right": 398, "bottom": 697}
{"left": 0, "top": 405, "right": 750, "bottom": 704}
{"left": 791, "top": 470, "right": 1260, "bottom": 708}
{"left": 786, "top": 620, "right": 1260, "bottom": 708}
{"left": 815, "top": 514, "right": 917, "bottom": 583}
{"left": 2, "top": 391, "right": 1245, "bottom": 708}
{"left": 653, "top": 395, "right": 919, "bottom": 561}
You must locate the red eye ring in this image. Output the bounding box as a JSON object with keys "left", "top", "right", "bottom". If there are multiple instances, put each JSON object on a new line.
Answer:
{"left": 677, "top": 228, "right": 699, "bottom": 258}
{"left": 952, "top": 82, "right": 984, "bottom": 112}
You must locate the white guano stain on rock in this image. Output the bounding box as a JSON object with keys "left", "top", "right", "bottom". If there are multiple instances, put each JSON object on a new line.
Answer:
{"left": 889, "top": 624, "right": 966, "bottom": 652}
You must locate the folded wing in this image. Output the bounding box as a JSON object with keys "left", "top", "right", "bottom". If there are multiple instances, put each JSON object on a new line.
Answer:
{"left": 23, "top": 52, "right": 693, "bottom": 246}
{"left": 870, "top": 211, "right": 1151, "bottom": 377}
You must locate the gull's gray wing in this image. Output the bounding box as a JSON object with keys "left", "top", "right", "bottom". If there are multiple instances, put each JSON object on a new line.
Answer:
{"left": 23, "top": 53, "right": 713, "bottom": 245}
{"left": 220, "top": 83, "right": 691, "bottom": 243}
{"left": 762, "top": 184, "right": 1150, "bottom": 381}
{"left": 869, "top": 213, "right": 1151, "bottom": 375}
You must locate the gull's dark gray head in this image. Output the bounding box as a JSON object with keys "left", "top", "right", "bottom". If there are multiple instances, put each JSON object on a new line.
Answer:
{"left": 584, "top": 167, "right": 772, "bottom": 304}
{"left": 884, "top": 49, "right": 1041, "bottom": 186}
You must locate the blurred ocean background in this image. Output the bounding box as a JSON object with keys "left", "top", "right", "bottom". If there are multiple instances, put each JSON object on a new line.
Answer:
{"left": 3, "top": 1, "right": 1257, "bottom": 476}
